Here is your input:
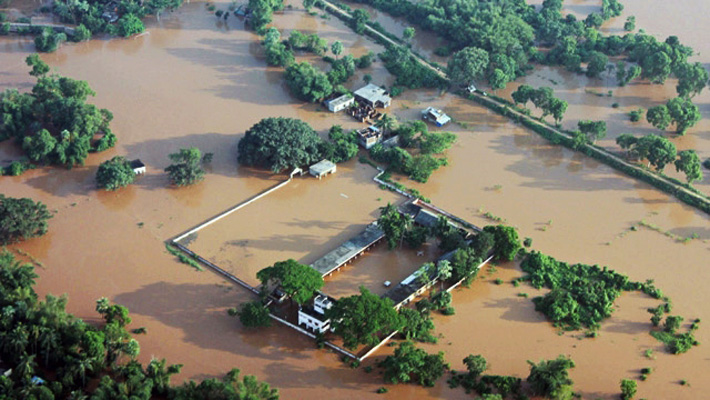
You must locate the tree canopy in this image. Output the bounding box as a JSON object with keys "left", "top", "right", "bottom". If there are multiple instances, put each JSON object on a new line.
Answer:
{"left": 326, "top": 287, "right": 404, "bottom": 349}
{"left": 96, "top": 156, "right": 136, "bottom": 190}
{"left": 527, "top": 356, "right": 575, "bottom": 400}
{"left": 379, "top": 341, "right": 448, "bottom": 387}
{"left": 447, "top": 47, "right": 490, "bottom": 86}
{"left": 377, "top": 203, "right": 412, "bottom": 249}
{"left": 483, "top": 225, "right": 521, "bottom": 262}
{"left": 165, "top": 147, "right": 207, "bottom": 186}
{"left": 257, "top": 259, "right": 324, "bottom": 305}
{"left": 0, "top": 195, "right": 52, "bottom": 245}
{"left": 237, "top": 117, "right": 323, "bottom": 172}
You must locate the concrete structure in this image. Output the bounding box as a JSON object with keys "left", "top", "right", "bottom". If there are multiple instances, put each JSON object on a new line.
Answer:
{"left": 130, "top": 159, "right": 146, "bottom": 175}
{"left": 354, "top": 84, "right": 392, "bottom": 108}
{"left": 356, "top": 126, "right": 382, "bottom": 149}
{"left": 298, "top": 293, "right": 336, "bottom": 333}
{"left": 325, "top": 94, "right": 355, "bottom": 112}
{"left": 421, "top": 107, "right": 451, "bottom": 127}
{"left": 310, "top": 222, "right": 384, "bottom": 277}
{"left": 309, "top": 159, "right": 336, "bottom": 179}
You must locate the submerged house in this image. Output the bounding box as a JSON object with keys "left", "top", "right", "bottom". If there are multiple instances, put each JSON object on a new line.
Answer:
{"left": 356, "top": 125, "right": 382, "bottom": 149}
{"left": 325, "top": 94, "right": 355, "bottom": 113}
{"left": 354, "top": 84, "right": 392, "bottom": 108}
{"left": 421, "top": 107, "right": 451, "bottom": 127}
{"left": 309, "top": 159, "right": 337, "bottom": 179}
{"left": 298, "top": 293, "right": 336, "bottom": 333}
{"left": 130, "top": 159, "right": 146, "bottom": 175}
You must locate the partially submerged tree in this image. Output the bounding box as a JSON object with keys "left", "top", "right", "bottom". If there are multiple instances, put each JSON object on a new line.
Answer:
{"left": 326, "top": 287, "right": 404, "bottom": 349}
{"left": 675, "top": 150, "right": 703, "bottom": 184}
{"left": 483, "top": 225, "right": 521, "bottom": 262}
{"left": 379, "top": 341, "right": 448, "bottom": 387}
{"left": 447, "top": 46, "right": 490, "bottom": 87}
{"left": 231, "top": 300, "right": 272, "bottom": 328}
{"left": 96, "top": 156, "right": 136, "bottom": 191}
{"left": 0, "top": 195, "right": 53, "bottom": 245}
{"left": 378, "top": 203, "right": 413, "bottom": 249}
{"left": 257, "top": 259, "right": 324, "bottom": 305}
{"left": 527, "top": 355, "right": 576, "bottom": 400}
{"left": 165, "top": 147, "right": 207, "bottom": 186}
{"left": 237, "top": 117, "right": 322, "bottom": 172}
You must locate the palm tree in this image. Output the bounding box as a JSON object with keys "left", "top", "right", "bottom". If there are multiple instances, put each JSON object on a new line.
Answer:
{"left": 436, "top": 260, "right": 452, "bottom": 289}
{"left": 12, "top": 353, "right": 37, "bottom": 385}
{"left": 375, "top": 113, "right": 398, "bottom": 136}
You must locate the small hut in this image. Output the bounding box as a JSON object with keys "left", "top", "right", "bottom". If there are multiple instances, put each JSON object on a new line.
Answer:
{"left": 309, "top": 159, "right": 336, "bottom": 179}
{"left": 130, "top": 159, "right": 146, "bottom": 175}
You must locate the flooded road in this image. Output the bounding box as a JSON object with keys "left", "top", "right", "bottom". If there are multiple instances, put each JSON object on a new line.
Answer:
{"left": 1, "top": 0, "right": 710, "bottom": 399}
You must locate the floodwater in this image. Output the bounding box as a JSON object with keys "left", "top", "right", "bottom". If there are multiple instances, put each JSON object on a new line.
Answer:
{"left": 1, "top": 0, "right": 710, "bottom": 399}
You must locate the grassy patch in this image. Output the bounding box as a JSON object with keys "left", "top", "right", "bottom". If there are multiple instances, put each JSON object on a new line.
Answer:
{"left": 165, "top": 243, "right": 204, "bottom": 271}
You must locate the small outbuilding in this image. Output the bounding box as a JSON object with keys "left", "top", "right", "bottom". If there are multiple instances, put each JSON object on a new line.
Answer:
{"left": 325, "top": 94, "right": 355, "bottom": 113}
{"left": 130, "top": 159, "right": 146, "bottom": 175}
{"left": 298, "top": 293, "right": 336, "bottom": 333}
{"left": 309, "top": 159, "right": 337, "bottom": 179}
{"left": 421, "top": 107, "right": 451, "bottom": 127}
{"left": 354, "top": 83, "right": 392, "bottom": 108}
{"left": 356, "top": 125, "right": 382, "bottom": 149}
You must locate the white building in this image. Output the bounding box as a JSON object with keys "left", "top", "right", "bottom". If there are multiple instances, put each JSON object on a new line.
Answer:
{"left": 421, "top": 107, "right": 451, "bottom": 127}
{"left": 354, "top": 84, "right": 392, "bottom": 108}
{"left": 309, "top": 159, "right": 337, "bottom": 179}
{"left": 298, "top": 293, "right": 336, "bottom": 333}
{"left": 130, "top": 159, "right": 146, "bottom": 175}
{"left": 325, "top": 94, "right": 355, "bottom": 112}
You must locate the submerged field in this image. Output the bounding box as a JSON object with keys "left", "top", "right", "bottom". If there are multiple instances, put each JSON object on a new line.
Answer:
{"left": 1, "top": 0, "right": 710, "bottom": 399}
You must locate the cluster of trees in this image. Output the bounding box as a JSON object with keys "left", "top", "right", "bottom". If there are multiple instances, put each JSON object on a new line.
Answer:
{"left": 165, "top": 147, "right": 212, "bottom": 186}
{"left": 370, "top": 120, "right": 456, "bottom": 183}
{"left": 520, "top": 251, "right": 661, "bottom": 331}
{"left": 0, "top": 195, "right": 52, "bottom": 245}
{"left": 378, "top": 341, "right": 448, "bottom": 387}
{"left": 647, "top": 305, "right": 700, "bottom": 354}
{"left": 96, "top": 156, "right": 136, "bottom": 190}
{"left": 447, "top": 47, "right": 520, "bottom": 92}
{"left": 0, "top": 55, "right": 116, "bottom": 172}
{"left": 511, "top": 85, "right": 568, "bottom": 124}
{"left": 571, "top": 119, "right": 607, "bottom": 147}
{"left": 645, "top": 97, "right": 701, "bottom": 135}
{"left": 0, "top": 251, "right": 279, "bottom": 399}
{"left": 450, "top": 353, "right": 575, "bottom": 400}
{"left": 52, "top": 0, "right": 182, "bottom": 37}
{"left": 379, "top": 46, "right": 447, "bottom": 90}
{"left": 248, "top": 0, "right": 284, "bottom": 32}
{"left": 616, "top": 134, "right": 703, "bottom": 183}
{"left": 34, "top": 27, "right": 67, "bottom": 52}
{"left": 237, "top": 117, "right": 358, "bottom": 172}
{"left": 257, "top": 259, "right": 324, "bottom": 305}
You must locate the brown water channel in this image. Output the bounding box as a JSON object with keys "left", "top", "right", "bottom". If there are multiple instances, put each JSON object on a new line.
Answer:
{"left": 1, "top": 0, "right": 710, "bottom": 399}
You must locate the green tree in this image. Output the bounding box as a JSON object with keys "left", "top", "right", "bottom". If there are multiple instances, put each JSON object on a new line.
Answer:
{"left": 375, "top": 113, "right": 398, "bottom": 136}
{"left": 450, "top": 247, "right": 482, "bottom": 283}
{"left": 331, "top": 41, "right": 343, "bottom": 59}
{"left": 549, "top": 98, "right": 568, "bottom": 124}
{"left": 248, "top": 0, "right": 284, "bottom": 33}
{"left": 675, "top": 150, "right": 703, "bottom": 184}
{"left": 402, "top": 27, "right": 415, "bottom": 42}
{"left": 623, "top": 16, "right": 636, "bottom": 31}
{"left": 173, "top": 368, "right": 279, "bottom": 400}
{"left": 463, "top": 354, "right": 488, "bottom": 379}
{"left": 22, "top": 129, "right": 57, "bottom": 162}
{"left": 447, "top": 47, "right": 490, "bottom": 87}
{"left": 114, "top": 13, "right": 145, "bottom": 37}
{"left": 25, "top": 54, "right": 49, "bottom": 77}
{"left": 379, "top": 341, "right": 448, "bottom": 387}
{"left": 326, "top": 287, "right": 404, "bottom": 349}
{"left": 483, "top": 225, "right": 521, "bottom": 262}
{"left": 527, "top": 356, "right": 576, "bottom": 400}
{"left": 71, "top": 24, "right": 92, "bottom": 42}
{"left": 635, "top": 135, "right": 677, "bottom": 171}
{"left": 34, "top": 28, "right": 67, "bottom": 52}
{"left": 237, "top": 117, "right": 323, "bottom": 172}
{"left": 675, "top": 62, "right": 709, "bottom": 98}
{"left": 586, "top": 51, "right": 608, "bottom": 78}
{"left": 257, "top": 259, "right": 323, "bottom": 305}
{"left": 96, "top": 156, "right": 136, "bottom": 191}
{"left": 0, "top": 195, "right": 52, "bottom": 245}
{"left": 399, "top": 308, "right": 436, "bottom": 343}
{"left": 302, "top": 0, "right": 315, "bottom": 11}
{"left": 620, "top": 379, "right": 637, "bottom": 400}
{"left": 666, "top": 97, "right": 701, "bottom": 135}
{"left": 232, "top": 300, "right": 272, "bottom": 328}
{"left": 577, "top": 120, "right": 607, "bottom": 143}
{"left": 284, "top": 61, "right": 333, "bottom": 102}
{"left": 165, "top": 147, "right": 206, "bottom": 186}
{"left": 646, "top": 105, "right": 671, "bottom": 130}
{"left": 350, "top": 9, "right": 370, "bottom": 34}
{"left": 377, "top": 203, "right": 413, "bottom": 249}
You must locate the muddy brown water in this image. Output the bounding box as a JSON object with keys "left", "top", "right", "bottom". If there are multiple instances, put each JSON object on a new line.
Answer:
{"left": 1, "top": 0, "right": 710, "bottom": 399}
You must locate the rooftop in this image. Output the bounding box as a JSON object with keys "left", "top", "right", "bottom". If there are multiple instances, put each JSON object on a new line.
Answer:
{"left": 310, "top": 222, "right": 384, "bottom": 276}
{"left": 130, "top": 159, "right": 145, "bottom": 169}
{"left": 326, "top": 94, "right": 354, "bottom": 108}
{"left": 309, "top": 159, "right": 336, "bottom": 175}
{"left": 354, "top": 84, "right": 392, "bottom": 105}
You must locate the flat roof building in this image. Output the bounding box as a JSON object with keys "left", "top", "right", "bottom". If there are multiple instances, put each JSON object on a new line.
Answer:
{"left": 354, "top": 84, "right": 392, "bottom": 108}
{"left": 356, "top": 125, "right": 382, "bottom": 149}
{"left": 309, "top": 159, "right": 337, "bottom": 179}
{"left": 130, "top": 159, "right": 146, "bottom": 175}
{"left": 421, "top": 107, "right": 451, "bottom": 127}
{"left": 325, "top": 94, "right": 355, "bottom": 113}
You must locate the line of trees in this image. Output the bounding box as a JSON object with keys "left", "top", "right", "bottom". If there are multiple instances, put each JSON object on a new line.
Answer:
{"left": 511, "top": 85, "right": 568, "bottom": 124}
{"left": 1, "top": 55, "right": 116, "bottom": 173}
{"left": 0, "top": 251, "right": 279, "bottom": 399}
{"left": 616, "top": 134, "right": 703, "bottom": 183}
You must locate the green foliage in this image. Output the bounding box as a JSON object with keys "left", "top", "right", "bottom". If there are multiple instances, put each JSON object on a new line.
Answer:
{"left": 262, "top": 28, "right": 294, "bottom": 67}
{"left": 165, "top": 147, "right": 206, "bottom": 186}
{"left": 623, "top": 16, "right": 636, "bottom": 31}
{"left": 620, "top": 379, "right": 637, "bottom": 400}
{"left": 288, "top": 30, "right": 328, "bottom": 55}
{"left": 248, "top": 0, "right": 284, "bottom": 33}
{"left": 403, "top": 225, "right": 429, "bottom": 249}
{"left": 377, "top": 203, "right": 412, "bottom": 249}
{"left": 172, "top": 368, "right": 279, "bottom": 399}
{"left": 521, "top": 251, "right": 643, "bottom": 330}
{"left": 165, "top": 243, "right": 204, "bottom": 271}
{"left": 577, "top": 120, "right": 607, "bottom": 143}
{"left": 483, "top": 225, "right": 521, "bottom": 262}
{"left": 585, "top": 51, "right": 608, "bottom": 78}
{"left": 96, "top": 156, "right": 136, "bottom": 190}
{"left": 666, "top": 96, "right": 701, "bottom": 134}
{"left": 284, "top": 61, "right": 333, "bottom": 102}
{"left": 379, "top": 46, "right": 446, "bottom": 90}
{"left": 675, "top": 150, "right": 703, "bottom": 184}
{"left": 114, "top": 13, "right": 145, "bottom": 37}
{"left": 257, "top": 259, "right": 324, "bottom": 305}
{"left": 527, "top": 356, "right": 575, "bottom": 400}
{"left": 331, "top": 40, "right": 343, "bottom": 57}
{"left": 447, "top": 47, "right": 490, "bottom": 86}
{"left": 628, "top": 108, "right": 644, "bottom": 122}
{"left": 234, "top": 301, "right": 272, "bottom": 328}
{"left": 237, "top": 117, "right": 322, "bottom": 172}
{"left": 379, "top": 341, "right": 448, "bottom": 387}
{"left": 326, "top": 287, "right": 404, "bottom": 349}
{"left": 511, "top": 85, "right": 567, "bottom": 123}
{"left": 72, "top": 24, "right": 92, "bottom": 42}
{"left": 0, "top": 194, "right": 53, "bottom": 245}
{"left": 26, "top": 53, "right": 50, "bottom": 77}
{"left": 400, "top": 308, "right": 437, "bottom": 343}
{"left": 34, "top": 27, "right": 67, "bottom": 52}
{"left": 675, "top": 62, "right": 709, "bottom": 98}
{"left": 449, "top": 247, "right": 482, "bottom": 283}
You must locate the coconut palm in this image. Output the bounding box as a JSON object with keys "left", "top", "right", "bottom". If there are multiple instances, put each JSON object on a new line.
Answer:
{"left": 375, "top": 113, "right": 398, "bottom": 136}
